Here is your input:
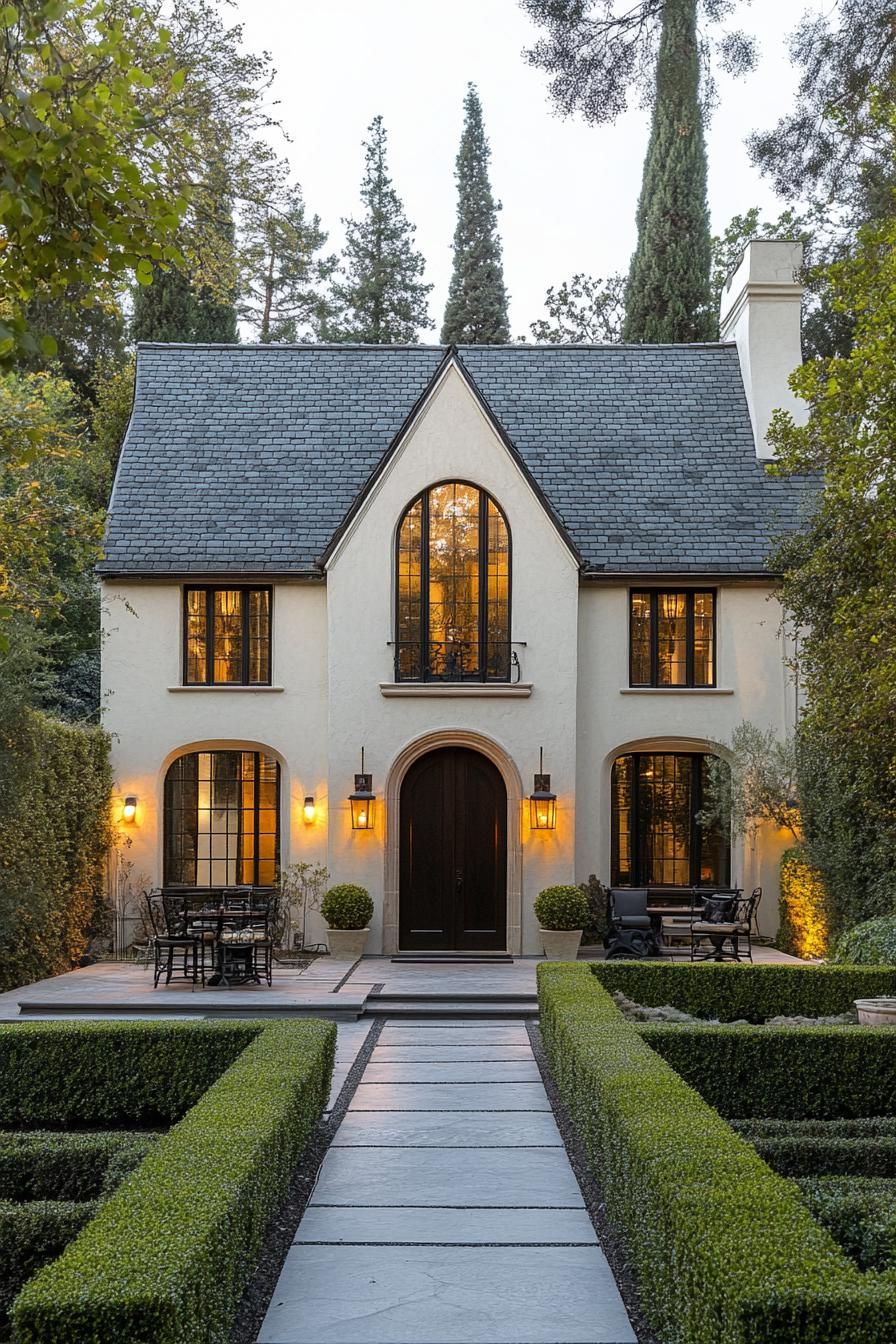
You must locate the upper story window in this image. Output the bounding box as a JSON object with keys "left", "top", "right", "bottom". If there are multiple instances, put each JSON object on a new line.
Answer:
{"left": 395, "top": 482, "right": 510, "bottom": 682}
{"left": 184, "top": 587, "right": 272, "bottom": 685}
{"left": 629, "top": 590, "right": 715, "bottom": 687}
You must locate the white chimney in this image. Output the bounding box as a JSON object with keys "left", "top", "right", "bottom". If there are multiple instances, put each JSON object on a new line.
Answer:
{"left": 719, "top": 238, "right": 807, "bottom": 459}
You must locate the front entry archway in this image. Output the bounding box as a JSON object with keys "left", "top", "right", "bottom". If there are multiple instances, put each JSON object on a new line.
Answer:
{"left": 399, "top": 747, "right": 507, "bottom": 951}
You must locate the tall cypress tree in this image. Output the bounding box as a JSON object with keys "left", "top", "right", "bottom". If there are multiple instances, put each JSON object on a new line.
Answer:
{"left": 131, "top": 265, "right": 196, "bottom": 342}
{"left": 330, "top": 116, "right": 432, "bottom": 343}
{"left": 441, "top": 85, "right": 510, "bottom": 344}
{"left": 623, "top": 0, "right": 714, "bottom": 343}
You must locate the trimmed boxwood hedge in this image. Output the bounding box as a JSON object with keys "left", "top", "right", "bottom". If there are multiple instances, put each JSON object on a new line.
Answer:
{"left": 640, "top": 1023, "right": 896, "bottom": 1119}
{"left": 590, "top": 960, "right": 896, "bottom": 1022}
{"left": 12, "top": 1018, "right": 335, "bottom": 1344}
{"left": 799, "top": 1177, "right": 896, "bottom": 1271}
{"left": 538, "top": 962, "right": 896, "bottom": 1344}
{"left": 733, "top": 1117, "right": 896, "bottom": 1139}
{"left": 0, "top": 1132, "right": 158, "bottom": 1202}
{"left": 0, "top": 1200, "right": 98, "bottom": 1320}
{"left": 752, "top": 1136, "right": 896, "bottom": 1178}
{"left": 0, "top": 1020, "right": 259, "bottom": 1128}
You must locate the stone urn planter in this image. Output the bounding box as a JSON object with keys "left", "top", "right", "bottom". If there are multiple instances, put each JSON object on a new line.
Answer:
{"left": 855, "top": 997, "right": 896, "bottom": 1026}
{"left": 325, "top": 927, "right": 370, "bottom": 961}
{"left": 321, "top": 884, "right": 375, "bottom": 962}
{"left": 540, "top": 928, "right": 583, "bottom": 961}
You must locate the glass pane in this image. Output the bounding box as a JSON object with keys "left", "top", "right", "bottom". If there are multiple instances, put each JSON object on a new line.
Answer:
{"left": 213, "top": 590, "right": 243, "bottom": 683}
{"left": 638, "top": 754, "right": 692, "bottom": 886}
{"left": 248, "top": 590, "right": 270, "bottom": 684}
{"left": 657, "top": 593, "right": 687, "bottom": 686}
{"left": 611, "top": 756, "right": 633, "bottom": 885}
{"left": 185, "top": 590, "right": 207, "bottom": 684}
{"left": 693, "top": 592, "right": 714, "bottom": 686}
{"left": 698, "top": 755, "right": 730, "bottom": 884}
{"left": 397, "top": 499, "right": 423, "bottom": 679}
{"left": 164, "top": 750, "right": 279, "bottom": 887}
{"left": 428, "top": 482, "right": 480, "bottom": 679}
{"left": 486, "top": 499, "right": 510, "bottom": 679}
{"left": 630, "top": 592, "right": 652, "bottom": 685}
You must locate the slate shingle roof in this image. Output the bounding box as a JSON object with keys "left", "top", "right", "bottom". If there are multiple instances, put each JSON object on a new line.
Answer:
{"left": 99, "top": 342, "right": 818, "bottom": 577}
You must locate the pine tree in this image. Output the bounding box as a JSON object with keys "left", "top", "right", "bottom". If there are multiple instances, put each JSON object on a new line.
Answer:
{"left": 191, "top": 175, "right": 239, "bottom": 342}
{"left": 441, "top": 85, "right": 510, "bottom": 344}
{"left": 239, "top": 182, "right": 337, "bottom": 342}
{"left": 131, "top": 265, "right": 197, "bottom": 342}
{"left": 623, "top": 0, "right": 714, "bottom": 343}
{"left": 331, "top": 116, "right": 432, "bottom": 343}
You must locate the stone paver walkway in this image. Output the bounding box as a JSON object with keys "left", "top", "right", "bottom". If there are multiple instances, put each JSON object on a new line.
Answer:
{"left": 258, "top": 1018, "right": 635, "bottom": 1344}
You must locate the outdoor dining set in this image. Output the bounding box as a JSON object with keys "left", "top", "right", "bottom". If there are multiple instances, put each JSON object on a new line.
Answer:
{"left": 604, "top": 886, "right": 763, "bottom": 962}
{"left": 144, "top": 887, "right": 277, "bottom": 988}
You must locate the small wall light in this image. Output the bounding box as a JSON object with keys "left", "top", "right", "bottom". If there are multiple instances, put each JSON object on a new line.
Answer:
{"left": 122, "top": 795, "right": 138, "bottom": 824}
{"left": 303, "top": 795, "right": 316, "bottom": 825}
{"left": 349, "top": 748, "right": 375, "bottom": 830}
{"left": 529, "top": 750, "right": 557, "bottom": 830}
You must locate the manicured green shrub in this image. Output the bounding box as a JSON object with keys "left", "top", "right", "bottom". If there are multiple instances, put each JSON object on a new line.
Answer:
{"left": 798, "top": 1177, "right": 896, "bottom": 1271}
{"left": 777, "top": 847, "right": 830, "bottom": 958}
{"left": 321, "top": 883, "right": 374, "bottom": 929}
{"left": 732, "top": 1116, "right": 896, "bottom": 1139}
{"left": 0, "top": 1020, "right": 259, "bottom": 1128}
{"left": 0, "top": 706, "right": 113, "bottom": 991}
{"left": 753, "top": 1136, "right": 896, "bottom": 1178}
{"left": 0, "top": 1200, "right": 98, "bottom": 1320}
{"left": 830, "top": 916, "right": 896, "bottom": 966}
{"left": 640, "top": 1022, "right": 896, "bottom": 1119}
{"left": 13, "top": 1018, "right": 335, "bottom": 1344}
{"left": 534, "top": 885, "right": 589, "bottom": 930}
{"left": 0, "top": 1132, "right": 158, "bottom": 1202}
{"left": 591, "top": 960, "right": 896, "bottom": 1022}
{"left": 538, "top": 961, "right": 896, "bottom": 1344}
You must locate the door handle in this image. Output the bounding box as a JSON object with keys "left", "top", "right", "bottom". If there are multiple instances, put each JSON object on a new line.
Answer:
{"left": 455, "top": 869, "right": 464, "bottom": 892}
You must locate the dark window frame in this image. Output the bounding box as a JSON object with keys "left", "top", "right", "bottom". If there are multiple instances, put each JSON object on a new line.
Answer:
{"left": 611, "top": 751, "right": 731, "bottom": 888}
{"left": 182, "top": 586, "right": 273, "bottom": 686}
{"left": 163, "top": 749, "right": 281, "bottom": 887}
{"left": 394, "top": 480, "right": 512, "bottom": 683}
{"left": 628, "top": 588, "right": 717, "bottom": 687}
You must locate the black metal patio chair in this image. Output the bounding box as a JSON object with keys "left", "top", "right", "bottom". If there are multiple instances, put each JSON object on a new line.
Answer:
{"left": 604, "top": 889, "right": 661, "bottom": 959}
{"left": 145, "top": 891, "right": 199, "bottom": 987}
{"left": 689, "top": 889, "right": 750, "bottom": 962}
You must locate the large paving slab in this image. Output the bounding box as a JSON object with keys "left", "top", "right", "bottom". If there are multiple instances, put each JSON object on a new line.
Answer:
{"left": 257, "top": 1244, "right": 636, "bottom": 1344}
{"left": 295, "top": 1206, "right": 598, "bottom": 1245}
{"left": 310, "top": 1147, "right": 584, "bottom": 1208}
{"left": 350, "top": 1082, "right": 551, "bottom": 1111}
{"left": 362, "top": 1059, "right": 542, "bottom": 1083}
{"left": 372, "top": 1043, "right": 535, "bottom": 1061}
{"left": 332, "top": 1109, "right": 562, "bottom": 1147}
{"left": 377, "top": 1025, "right": 531, "bottom": 1046}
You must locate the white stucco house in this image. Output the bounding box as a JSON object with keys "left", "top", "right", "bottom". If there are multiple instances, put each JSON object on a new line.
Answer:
{"left": 100, "top": 240, "right": 815, "bottom": 954}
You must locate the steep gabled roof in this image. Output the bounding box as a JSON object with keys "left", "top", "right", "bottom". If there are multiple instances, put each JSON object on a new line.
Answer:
{"left": 99, "top": 342, "right": 818, "bottom": 578}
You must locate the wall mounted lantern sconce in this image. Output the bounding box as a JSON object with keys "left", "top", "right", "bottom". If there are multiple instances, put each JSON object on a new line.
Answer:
{"left": 122, "top": 795, "right": 138, "bottom": 824}
{"left": 529, "top": 749, "right": 557, "bottom": 830}
{"left": 303, "top": 796, "right": 316, "bottom": 825}
{"left": 349, "top": 748, "right": 375, "bottom": 830}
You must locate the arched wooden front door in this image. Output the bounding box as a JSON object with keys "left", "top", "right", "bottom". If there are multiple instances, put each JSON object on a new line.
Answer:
{"left": 399, "top": 747, "right": 507, "bottom": 951}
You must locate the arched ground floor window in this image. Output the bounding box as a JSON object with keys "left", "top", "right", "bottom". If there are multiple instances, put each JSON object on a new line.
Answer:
{"left": 164, "top": 750, "right": 280, "bottom": 886}
{"left": 611, "top": 751, "right": 730, "bottom": 887}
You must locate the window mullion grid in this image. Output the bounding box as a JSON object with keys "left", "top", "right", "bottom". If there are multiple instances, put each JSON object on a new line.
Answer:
{"left": 632, "top": 755, "right": 641, "bottom": 886}
{"left": 691, "top": 753, "right": 702, "bottom": 886}
{"left": 421, "top": 492, "right": 431, "bottom": 683}
{"left": 241, "top": 591, "right": 250, "bottom": 686}
{"left": 478, "top": 492, "right": 488, "bottom": 682}
{"left": 650, "top": 593, "right": 659, "bottom": 687}
{"left": 686, "top": 593, "right": 695, "bottom": 687}
{"left": 206, "top": 589, "right": 215, "bottom": 685}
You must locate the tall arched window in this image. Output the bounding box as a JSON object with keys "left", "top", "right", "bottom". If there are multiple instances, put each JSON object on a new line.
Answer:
{"left": 396, "top": 482, "right": 510, "bottom": 682}
{"left": 164, "top": 750, "right": 280, "bottom": 886}
{"left": 611, "top": 752, "right": 730, "bottom": 887}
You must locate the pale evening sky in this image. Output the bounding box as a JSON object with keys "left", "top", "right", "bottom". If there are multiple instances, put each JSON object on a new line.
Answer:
{"left": 232, "top": 0, "right": 812, "bottom": 340}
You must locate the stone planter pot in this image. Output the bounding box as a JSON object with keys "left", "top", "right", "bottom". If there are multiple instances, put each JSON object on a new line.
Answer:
{"left": 540, "top": 928, "right": 583, "bottom": 961}
{"left": 326, "top": 927, "right": 370, "bottom": 961}
{"left": 855, "top": 997, "right": 896, "bottom": 1026}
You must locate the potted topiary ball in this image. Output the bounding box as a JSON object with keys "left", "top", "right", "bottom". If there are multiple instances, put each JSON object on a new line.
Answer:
{"left": 534, "top": 885, "right": 589, "bottom": 960}
{"left": 320, "top": 884, "right": 374, "bottom": 961}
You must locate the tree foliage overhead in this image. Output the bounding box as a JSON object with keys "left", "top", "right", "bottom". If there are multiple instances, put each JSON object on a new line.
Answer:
{"left": 520, "top": 0, "right": 755, "bottom": 125}
{"left": 528, "top": 273, "right": 626, "bottom": 342}
{"left": 239, "top": 179, "right": 337, "bottom": 343}
{"left": 330, "top": 116, "right": 432, "bottom": 343}
{"left": 622, "top": 0, "right": 713, "bottom": 342}
{"left": 441, "top": 85, "right": 510, "bottom": 345}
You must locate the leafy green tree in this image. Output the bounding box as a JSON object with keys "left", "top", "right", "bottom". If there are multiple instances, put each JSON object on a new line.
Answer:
{"left": 769, "top": 108, "right": 896, "bottom": 930}
{"left": 330, "top": 117, "right": 432, "bottom": 343}
{"left": 623, "top": 0, "right": 713, "bottom": 342}
{"left": 20, "top": 290, "right": 127, "bottom": 405}
{"left": 528, "top": 273, "right": 626, "bottom": 343}
{"left": 441, "top": 85, "right": 509, "bottom": 344}
{"left": 239, "top": 181, "right": 337, "bottom": 342}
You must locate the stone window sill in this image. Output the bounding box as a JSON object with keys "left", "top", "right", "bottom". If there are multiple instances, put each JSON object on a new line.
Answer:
{"left": 167, "top": 685, "right": 285, "bottom": 693}
{"left": 380, "top": 682, "right": 533, "bottom": 698}
{"left": 620, "top": 687, "right": 734, "bottom": 695}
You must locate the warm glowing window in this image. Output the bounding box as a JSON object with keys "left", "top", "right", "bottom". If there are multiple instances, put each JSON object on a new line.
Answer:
{"left": 164, "top": 750, "right": 280, "bottom": 886}
{"left": 629, "top": 590, "right": 715, "bottom": 687}
{"left": 184, "top": 587, "right": 271, "bottom": 685}
{"left": 611, "top": 752, "right": 730, "bottom": 887}
{"left": 396, "top": 482, "right": 510, "bottom": 681}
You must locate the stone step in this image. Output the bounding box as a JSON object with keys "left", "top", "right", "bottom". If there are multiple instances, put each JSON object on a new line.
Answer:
{"left": 16, "top": 995, "right": 367, "bottom": 1022}
{"left": 362, "top": 997, "right": 537, "bottom": 1019}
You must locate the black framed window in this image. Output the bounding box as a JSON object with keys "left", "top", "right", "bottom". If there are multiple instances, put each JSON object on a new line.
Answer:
{"left": 184, "top": 587, "right": 271, "bottom": 685}
{"left": 164, "top": 750, "right": 280, "bottom": 886}
{"left": 611, "top": 752, "right": 730, "bottom": 887}
{"left": 395, "top": 481, "right": 510, "bottom": 682}
{"left": 630, "top": 590, "right": 715, "bottom": 686}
